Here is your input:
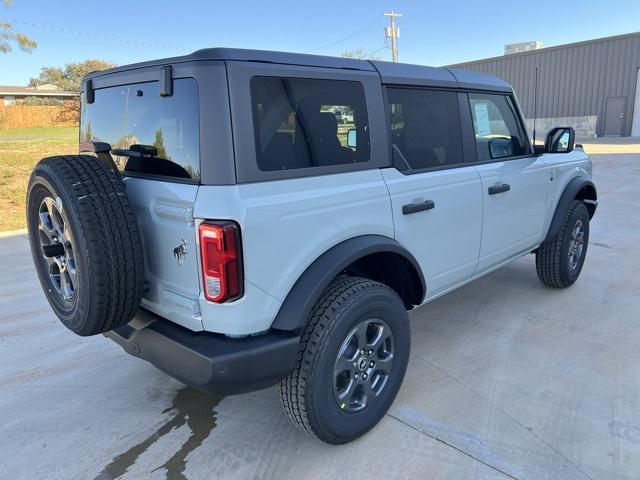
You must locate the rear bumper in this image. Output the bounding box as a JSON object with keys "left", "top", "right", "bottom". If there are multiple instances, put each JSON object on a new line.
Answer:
{"left": 104, "top": 310, "right": 300, "bottom": 395}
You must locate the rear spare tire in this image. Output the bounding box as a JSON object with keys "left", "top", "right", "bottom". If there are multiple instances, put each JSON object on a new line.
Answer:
{"left": 26, "top": 155, "right": 145, "bottom": 336}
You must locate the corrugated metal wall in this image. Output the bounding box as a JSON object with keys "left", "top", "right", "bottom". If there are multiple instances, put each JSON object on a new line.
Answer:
{"left": 450, "top": 33, "right": 640, "bottom": 136}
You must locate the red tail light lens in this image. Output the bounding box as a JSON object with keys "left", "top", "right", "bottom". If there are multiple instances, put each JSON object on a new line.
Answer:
{"left": 199, "top": 222, "right": 243, "bottom": 303}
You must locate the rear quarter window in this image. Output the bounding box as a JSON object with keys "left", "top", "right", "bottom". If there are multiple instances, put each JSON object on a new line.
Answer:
{"left": 80, "top": 78, "right": 200, "bottom": 181}
{"left": 250, "top": 77, "right": 370, "bottom": 171}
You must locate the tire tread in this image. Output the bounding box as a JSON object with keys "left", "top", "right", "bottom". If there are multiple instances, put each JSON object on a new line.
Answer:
{"left": 536, "top": 200, "right": 587, "bottom": 288}
{"left": 29, "top": 155, "right": 144, "bottom": 335}
{"left": 279, "top": 276, "right": 393, "bottom": 439}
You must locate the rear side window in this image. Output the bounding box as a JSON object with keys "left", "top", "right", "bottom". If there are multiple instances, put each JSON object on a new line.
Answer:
{"left": 386, "top": 88, "right": 464, "bottom": 170}
{"left": 250, "top": 77, "right": 370, "bottom": 171}
{"left": 80, "top": 78, "right": 200, "bottom": 180}
{"left": 468, "top": 93, "right": 529, "bottom": 161}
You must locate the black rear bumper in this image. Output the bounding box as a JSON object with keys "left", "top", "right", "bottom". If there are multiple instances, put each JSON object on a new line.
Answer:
{"left": 104, "top": 310, "right": 300, "bottom": 395}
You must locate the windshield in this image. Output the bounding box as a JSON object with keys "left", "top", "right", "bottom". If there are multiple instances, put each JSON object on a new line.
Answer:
{"left": 80, "top": 78, "right": 200, "bottom": 180}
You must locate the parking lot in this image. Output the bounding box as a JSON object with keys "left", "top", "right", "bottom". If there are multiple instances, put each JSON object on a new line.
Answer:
{"left": 1, "top": 142, "right": 639, "bottom": 480}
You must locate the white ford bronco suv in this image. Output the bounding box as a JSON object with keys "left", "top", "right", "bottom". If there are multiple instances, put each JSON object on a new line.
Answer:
{"left": 27, "top": 48, "right": 597, "bottom": 444}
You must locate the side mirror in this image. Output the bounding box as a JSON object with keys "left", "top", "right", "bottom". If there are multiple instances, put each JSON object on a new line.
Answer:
{"left": 544, "top": 127, "right": 575, "bottom": 154}
{"left": 488, "top": 137, "right": 514, "bottom": 159}
{"left": 346, "top": 129, "right": 357, "bottom": 148}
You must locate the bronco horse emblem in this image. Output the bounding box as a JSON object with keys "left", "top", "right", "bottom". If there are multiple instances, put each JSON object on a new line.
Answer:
{"left": 173, "top": 239, "right": 188, "bottom": 266}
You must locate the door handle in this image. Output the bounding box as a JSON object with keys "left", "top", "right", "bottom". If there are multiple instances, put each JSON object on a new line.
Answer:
{"left": 402, "top": 200, "right": 435, "bottom": 215}
{"left": 488, "top": 183, "right": 511, "bottom": 195}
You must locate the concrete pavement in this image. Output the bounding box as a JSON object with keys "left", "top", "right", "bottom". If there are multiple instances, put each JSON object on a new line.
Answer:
{"left": 1, "top": 146, "right": 639, "bottom": 480}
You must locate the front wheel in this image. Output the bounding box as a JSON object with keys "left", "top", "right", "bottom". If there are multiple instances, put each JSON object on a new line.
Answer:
{"left": 536, "top": 200, "right": 590, "bottom": 288}
{"left": 279, "top": 276, "right": 410, "bottom": 444}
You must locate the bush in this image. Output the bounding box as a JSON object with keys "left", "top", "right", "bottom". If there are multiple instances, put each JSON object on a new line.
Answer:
{"left": 55, "top": 98, "right": 80, "bottom": 125}
{"left": 22, "top": 96, "right": 64, "bottom": 106}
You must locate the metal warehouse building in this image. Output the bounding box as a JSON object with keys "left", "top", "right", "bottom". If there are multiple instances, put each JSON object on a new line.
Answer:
{"left": 449, "top": 32, "right": 640, "bottom": 138}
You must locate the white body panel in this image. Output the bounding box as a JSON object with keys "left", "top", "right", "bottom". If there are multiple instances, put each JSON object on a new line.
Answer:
{"left": 539, "top": 148, "right": 593, "bottom": 236}
{"left": 193, "top": 170, "right": 394, "bottom": 335}
{"left": 382, "top": 167, "right": 483, "bottom": 298}
{"left": 189, "top": 151, "right": 591, "bottom": 335}
{"left": 474, "top": 156, "right": 550, "bottom": 271}
{"left": 124, "top": 177, "right": 203, "bottom": 332}
{"left": 136, "top": 150, "right": 591, "bottom": 336}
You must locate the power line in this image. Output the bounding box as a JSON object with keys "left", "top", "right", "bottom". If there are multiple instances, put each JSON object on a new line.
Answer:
{"left": 7, "top": 17, "right": 190, "bottom": 51}
{"left": 304, "top": 15, "right": 385, "bottom": 54}
{"left": 364, "top": 43, "right": 389, "bottom": 59}
{"left": 401, "top": 46, "right": 451, "bottom": 65}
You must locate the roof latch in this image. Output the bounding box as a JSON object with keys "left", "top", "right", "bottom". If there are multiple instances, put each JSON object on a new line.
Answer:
{"left": 159, "top": 65, "right": 173, "bottom": 97}
{"left": 85, "top": 79, "right": 95, "bottom": 104}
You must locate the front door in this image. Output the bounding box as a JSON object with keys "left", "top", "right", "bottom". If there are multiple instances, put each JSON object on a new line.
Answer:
{"left": 383, "top": 88, "right": 483, "bottom": 298}
{"left": 466, "top": 92, "right": 549, "bottom": 271}
{"left": 604, "top": 97, "right": 626, "bottom": 136}
{"left": 474, "top": 157, "right": 549, "bottom": 270}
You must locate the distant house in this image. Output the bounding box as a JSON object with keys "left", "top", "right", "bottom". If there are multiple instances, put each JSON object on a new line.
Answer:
{"left": 0, "top": 84, "right": 78, "bottom": 106}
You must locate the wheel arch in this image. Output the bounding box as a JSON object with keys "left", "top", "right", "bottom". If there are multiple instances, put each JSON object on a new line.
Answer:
{"left": 544, "top": 177, "right": 597, "bottom": 243}
{"left": 270, "top": 235, "right": 426, "bottom": 332}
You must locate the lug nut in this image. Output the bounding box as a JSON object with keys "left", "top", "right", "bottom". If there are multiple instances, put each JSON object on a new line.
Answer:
{"left": 368, "top": 350, "right": 373, "bottom": 355}
{"left": 354, "top": 374, "right": 359, "bottom": 380}
{"left": 369, "top": 361, "right": 374, "bottom": 367}
{"left": 362, "top": 373, "right": 368, "bottom": 380}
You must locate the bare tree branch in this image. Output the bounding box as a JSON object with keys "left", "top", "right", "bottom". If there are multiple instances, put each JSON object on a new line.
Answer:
{"left": 1, "top": 1, "right": 37, "bottom": 53}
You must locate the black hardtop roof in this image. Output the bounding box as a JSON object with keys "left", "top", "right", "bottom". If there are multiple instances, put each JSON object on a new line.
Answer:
{"left": 84, "top": 47, "right": 512, "bottom": 92}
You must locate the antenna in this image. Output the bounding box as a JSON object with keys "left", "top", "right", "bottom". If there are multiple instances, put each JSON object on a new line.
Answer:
{"left": 532, "top": 67, "right": 539, "bottom": 147}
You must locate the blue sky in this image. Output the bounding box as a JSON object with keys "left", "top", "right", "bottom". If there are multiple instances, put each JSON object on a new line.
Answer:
{"left": 1, "top": 0, "right": 639, "bottom": 85}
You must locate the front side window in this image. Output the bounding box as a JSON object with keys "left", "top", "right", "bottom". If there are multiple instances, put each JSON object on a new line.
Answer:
{"left": 80, "top": 78, "right": 200, "bottom": 180}
{"left": 468, "top": 93, "right": 529, "bottom": 162}
{"left": 250, "top": 77, "right": 370, "bottom": 171}
{"left": 387, "top": 88, "right": 464, "bottom": 170}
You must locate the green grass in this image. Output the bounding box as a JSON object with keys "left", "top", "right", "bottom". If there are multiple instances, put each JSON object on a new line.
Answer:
{"left": 0, "top": 126, "right": 78, "bottom": 231}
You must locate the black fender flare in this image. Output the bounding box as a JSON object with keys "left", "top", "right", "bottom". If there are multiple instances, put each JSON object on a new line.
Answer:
{"left": 270, "top": 235, "right": 426, "bottom": 332}
{"left": 544, "top": 177, "right": 597, "bottom": 243}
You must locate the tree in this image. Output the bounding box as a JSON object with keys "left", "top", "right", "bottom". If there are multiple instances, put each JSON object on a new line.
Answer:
{"left": 341, "top": 48, "right": 382, "bottom": 61}
{"left": 153, "top": 129, "right": 170, "bottom": 160}
{"left": 1, "top": 0, "right": 36, "bottom": 53}
{"left": 29, "top": 59, "right": 117, "bottom": 92}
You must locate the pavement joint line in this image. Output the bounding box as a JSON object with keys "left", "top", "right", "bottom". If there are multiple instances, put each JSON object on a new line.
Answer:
{"left": 421, "top": 359, "right": 596, "bottom": 480}
{"left": 386, "top": 411, "right": 520, "bottom": 480}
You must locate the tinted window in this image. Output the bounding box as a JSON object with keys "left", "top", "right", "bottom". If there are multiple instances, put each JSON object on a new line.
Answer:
{"left": 387, "top": 88, "right": 463, "bottom": 170}
{"left": 468, "top": 93, "right": 529, "bottom": 161}
{"left": 80, "top": 79, "right": 200, "bottom": 180}
{"left": 250, "top": 77, "right": 370, "bottom": 171}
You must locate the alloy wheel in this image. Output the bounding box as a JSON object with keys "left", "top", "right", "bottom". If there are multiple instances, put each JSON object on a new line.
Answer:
{"left": 333, "top": 318, "right": 394, "bottom": 413}
{"left": 568, "top": 219, "right": 585, "bottom": 271}
{"left": 37, "top": 196, "right": 78, "bottom": 302}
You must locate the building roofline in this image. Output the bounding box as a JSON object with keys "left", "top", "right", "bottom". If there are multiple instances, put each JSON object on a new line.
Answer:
{"left": 449, "top": 30, "right": 640, "bottom": 67}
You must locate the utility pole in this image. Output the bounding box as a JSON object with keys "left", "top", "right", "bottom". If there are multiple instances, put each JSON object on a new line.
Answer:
{"left": 384, "top": 10, "right": 402, "bottom": 63}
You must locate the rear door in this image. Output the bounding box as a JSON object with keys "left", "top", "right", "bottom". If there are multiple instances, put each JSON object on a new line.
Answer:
{"left": 466, "top": 92, "right": 549, "bottom": 271}
{"left": 382, "top": 88, "right": 483, "bottom": 298}
{"left": 80, "top": 70, "right": 205, "bottom": 331}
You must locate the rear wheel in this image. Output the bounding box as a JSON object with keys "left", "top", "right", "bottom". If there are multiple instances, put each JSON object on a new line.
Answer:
{"left": 536, "top": 200, "right": 590, "bottom": 288}
{"left": 279, "top": 276, "right": 410, "bottom": 444}
{"left": 27, "top": 155, "right": 145, "bottom": 336}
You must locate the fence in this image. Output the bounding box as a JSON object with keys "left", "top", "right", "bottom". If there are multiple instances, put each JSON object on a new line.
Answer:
{"left": 0, "top": 104, "right": 79, "bottom": 128}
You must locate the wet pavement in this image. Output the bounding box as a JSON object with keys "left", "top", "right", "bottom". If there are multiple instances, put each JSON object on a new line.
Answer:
{"left": 1, "top": 146, "right": 639, "bottom": 479}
